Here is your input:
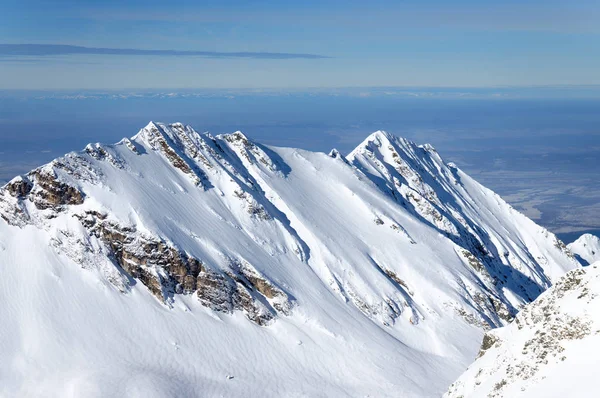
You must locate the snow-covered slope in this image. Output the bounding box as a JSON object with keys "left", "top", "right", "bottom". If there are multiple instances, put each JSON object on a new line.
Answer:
{"left": 445, "top": 262, "right": 600, "bottom": 398}
{"left": 568, "top": 233, "right": 600, "bottom": 266}
{"left": 0, "top": 122, "right": 579, "bottom": 397}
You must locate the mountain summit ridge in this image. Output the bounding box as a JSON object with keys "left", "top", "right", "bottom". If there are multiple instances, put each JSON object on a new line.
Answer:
{"left": 0, "top": 122, "right": 579, "bottom": 396}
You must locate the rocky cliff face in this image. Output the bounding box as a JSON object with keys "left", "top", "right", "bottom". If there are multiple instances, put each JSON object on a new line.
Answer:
{"left": 0, "top": 123, "right": 298, "bottom": 325}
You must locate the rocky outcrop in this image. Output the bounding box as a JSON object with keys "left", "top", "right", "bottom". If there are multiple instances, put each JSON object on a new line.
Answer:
{"left": 196, "top": 257, "right": 293, "bottom": 325}
{"left": 4, "top": 176, "right": 33, "bottom": 198}
{"left": 138, "top": 122, "right": 206, "bottom": 187}
{"left": 0, "top": 168, "right": 85, "bottom": 218}
{"left": 76, "top": 211, "right": 293, "bottom": 325}
{"left": 85, "top": 143, "right": 125, "bottom": 168}
{"left": 221, "top": 131, "right": 283, "bottom": 174}
{"left": 476, "top": 333, "right": 500, "bottom": 358}
{"left": 233, "top": 189, "right": 271, "bottom": 220}
{"left": 29, "top": 169, "right": 84, "bottom": 210}
{"left": 196, "top": 270, "right": 275, "bottom": 325}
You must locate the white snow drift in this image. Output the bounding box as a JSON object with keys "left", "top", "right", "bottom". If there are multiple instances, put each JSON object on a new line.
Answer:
{"left": 0, "top": 122, "right": 580, "bottom": 397}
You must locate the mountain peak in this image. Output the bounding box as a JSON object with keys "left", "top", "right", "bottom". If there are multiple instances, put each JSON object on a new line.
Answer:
{"left": 568, "top": 233, "right": 600, "bottom": 266}
{"left": 368, "top": 129, "right": 393, "bottom": 140}
{"left": 133, "top": 121, "right": 199, "bottom": 144}
{"left": 576, "top": 233, "right": 600, "bottom": 243}
{"left": 359, "top": 129, "right": 396, "bottom": 148}
{"left": 217, "top": 130, "right": 252, "bottom": 146}
{"left": 347, "top": 130, "right": 431, "bottom": 162}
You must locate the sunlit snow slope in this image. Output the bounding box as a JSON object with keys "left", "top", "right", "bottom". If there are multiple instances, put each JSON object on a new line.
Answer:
{"left": 0, "top": 122, "right": 579, "bottom": 397}
{"left": 445, "top": 263, "right": 600, "bottom": 398}
{"left": 568, "top": 233, "right": 600, "bottom": 266}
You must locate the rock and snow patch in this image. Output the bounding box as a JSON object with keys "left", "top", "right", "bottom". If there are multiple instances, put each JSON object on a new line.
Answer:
{"left": 445, "top": 262, "right": 600, "bottom": 398}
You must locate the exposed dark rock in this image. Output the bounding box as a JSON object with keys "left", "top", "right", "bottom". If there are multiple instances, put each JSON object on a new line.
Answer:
{"left": 383, "top": 268, "right": 413, "bottom": 296}
{"left": 454, "top": 306, "right": 492, "bottom": 331}
{"left": 79, "top": 212, "right": 203, "bottom": 301}
{"left": 489, "top": 296, "right": 514, "bottom": 322}
{"left": 85, "top": 144, "right": 125, "bottom": 168}
{"left": 196, "top": 270, "right": 237, "bottom": 311}
{"left": 5, "top": 177, "right": 33, "bottom": 198}
{"left": 233, "top": 189, "right": 271, "bottom": 220}
{"left": 157, "top": 137, "right": 201, "bottom": 183}
{"left": 142, "top": 123, "right": 204, "bottom": 186}
{"left": 123, "top": 138, "right": 139, "bottom": 154}
{"left": 554, "top": 237, "right": 575, "bottom": 259}
{"left": 196, "top": 269, "right": 275, "bottom": 325}
{"left": 243, "top": 271, "right": 280, "bottom": 299}
{"left": 477, "top": 333, "right": 499, "bottom": 358}
{"left": 76, "top": 211, "right": 290, "bottom": 325}
{"left": 30, "top": 169, "right": 84, "bottom": 210}
{"left": 224, "top": 132, "right": 252, "bottom": 148}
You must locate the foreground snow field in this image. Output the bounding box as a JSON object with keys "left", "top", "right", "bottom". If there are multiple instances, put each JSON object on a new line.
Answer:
{"left": 0, "top": 122, "right": 579, "bottom": 397}
{"left": 445, "top": 262, "right": 600, "bottom": 398}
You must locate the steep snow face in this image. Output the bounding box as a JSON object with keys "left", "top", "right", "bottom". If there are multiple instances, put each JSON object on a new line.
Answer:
{"left": 0, "top": 123, "right": 579, "bottom": 397}
{"left": 348, "top": 131, "right": 578, "bottom": 309}
{"left": 445, "top": 263, "right": 600, "bottom": 398}
{"left": 568, "top": 233, "right": 600, "bottom": 266}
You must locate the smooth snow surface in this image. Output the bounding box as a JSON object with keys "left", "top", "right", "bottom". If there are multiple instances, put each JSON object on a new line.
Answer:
{"left": 568, "top": 233, "right": 600, "bottom": 266}
{"left": 0, "top": 123, "right": 579, "bottom": 397}
{"left": 445, "top": 262, "right": 600, "bottom": 398}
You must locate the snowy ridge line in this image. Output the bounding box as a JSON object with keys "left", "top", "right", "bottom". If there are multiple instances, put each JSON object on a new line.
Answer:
{"left": 0, "top": 121, "right": 582, "bottom": 397}
{"left": 0, "top": 121, "right": 578, "bottom": 327}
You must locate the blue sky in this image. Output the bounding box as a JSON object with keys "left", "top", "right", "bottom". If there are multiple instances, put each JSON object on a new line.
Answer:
{"left": 1, "top": 0, "right": 600, "bottom": 89}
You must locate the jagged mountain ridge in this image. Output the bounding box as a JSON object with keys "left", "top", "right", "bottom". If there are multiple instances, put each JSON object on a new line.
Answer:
{"left": 0, "top": 122, "right": 579, "bottom": 397}
{"left": 445, "top": 262, "right": 600, "bottom": 398}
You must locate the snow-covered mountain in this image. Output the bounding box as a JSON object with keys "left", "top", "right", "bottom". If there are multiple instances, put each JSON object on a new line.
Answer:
{"left": 0, "top": 122, "right": 579, "bottom": 397}
{"left": 445, "top": 262, "right": 600, "bottom": 398}
{"left": 568, "top": 233, "right": 600, "bottom": 266}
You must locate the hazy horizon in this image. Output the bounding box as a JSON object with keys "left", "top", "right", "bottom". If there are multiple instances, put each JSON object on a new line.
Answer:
{"left": 1, "top": 88, "right": 598, "bottom": 242}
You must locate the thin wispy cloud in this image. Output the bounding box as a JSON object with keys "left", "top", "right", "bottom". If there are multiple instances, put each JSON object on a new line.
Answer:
{"left": 0, "top": 44, "right": 329, "bottom": 60}
{"left": 73, "top": 5, "right": 600, "bottom": 35}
